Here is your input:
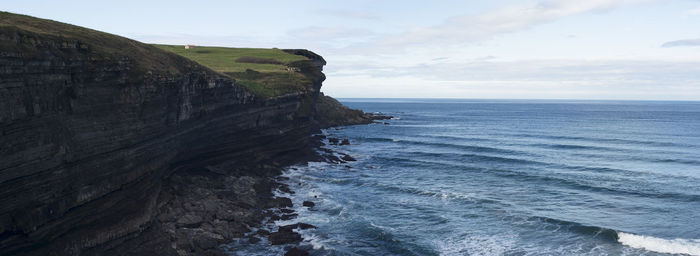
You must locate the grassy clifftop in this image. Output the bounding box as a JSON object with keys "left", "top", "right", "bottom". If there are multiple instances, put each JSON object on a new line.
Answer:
{"left": 0, "top": 11, "right": 319, "bottom": 98}
{"left": 0, "top": 11, "right": 199, "bottom": 75}
{"left": 154, "top": 44, "right": 315, "bottom": 98}
{"left": 153, "top": 45, "right": 308, "bottom": 73}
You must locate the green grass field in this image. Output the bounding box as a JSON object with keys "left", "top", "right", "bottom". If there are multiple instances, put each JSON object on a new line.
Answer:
{"left": 153, "top": 44, "right": 312, "bottom": 98}
{"left": 152, "top": 44, "right": 308, "bottom": 73}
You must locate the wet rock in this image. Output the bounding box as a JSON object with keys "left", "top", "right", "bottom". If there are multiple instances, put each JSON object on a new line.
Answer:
{"left": 297, "top": 223, "right": 316, "bottom": 230}
{"left": 256, "top": 229, "right": 270, "bottom": 236}
{"left": 281, "top": 208, "right": 295, "bottom": 214}
{"left": 340, "top": 139, "right": 350, "bottom": 145}
{"left": 269, "top": 214, "right": 282, "bottom": 222}
{"left": 327, "top": 155, "right": 342, "bottom": 163}
{"left": 328, "top": 137, "right": 340, "bottom": 145}
{"left": 281, "top": 214, "right": 298, "bottom": 220}
{"left": 279, "top": 223, "right": 316, "bottom": 232}
{"left": 268, "top": 229, "right": 302, "bottom": 245}
{"left": 278, "top": 224, "right": 296, "bottom": 233}
{"left": 302, "top": 201, "right": 315, "bottom": 208}
{"left": 271, "top": 197, "right": 293, "bottom": 208}
{"left": 341, "top": 154, "right": 356, "bottom": 162}
{"left": 285, "top": 247, "right": 309, "bottom": 256}
{"left": 278, "top": 184, "right": 294, "bottom": 194}
{"left": 248, "top": 236, "right": 261, "bottom": 244}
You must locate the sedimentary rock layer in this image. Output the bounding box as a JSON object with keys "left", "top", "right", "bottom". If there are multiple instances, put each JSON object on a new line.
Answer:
{"left": 0, "top": 12, "right": 328, "bottom": 255}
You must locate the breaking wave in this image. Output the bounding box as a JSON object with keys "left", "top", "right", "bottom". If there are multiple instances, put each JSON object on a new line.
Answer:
{"left": 618, "top": 232, "right": 700, "bottom": 256}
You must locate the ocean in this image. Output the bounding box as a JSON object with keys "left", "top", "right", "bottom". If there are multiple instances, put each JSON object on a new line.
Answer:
{"left": 235, "top": 99, "right": 700, "bottom": 255}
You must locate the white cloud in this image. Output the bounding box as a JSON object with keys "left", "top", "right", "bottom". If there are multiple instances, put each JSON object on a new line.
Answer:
{"left": 662, "top": 38, "right": 700, "bottom": 47}
{"left": 325, "top": 73, "right": 700, "bottom": 100}
{"left": 686, "top": 6, "right": 700, "bottom": 15}
{"left": 323, "top": 59, "right": 700, "bottom": 100}
{"left": 361, "top": 0, "right": 653, "bottom": 52}
{"left": 287, "top": 26, "right": 374, "bottom": 40}
{"left": 329, "top": 58, "right": 700, "bottom": 81}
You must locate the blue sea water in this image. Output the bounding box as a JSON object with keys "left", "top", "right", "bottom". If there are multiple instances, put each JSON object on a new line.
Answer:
{"left": 235, "top": 99, "right": 700, "bottom": 256}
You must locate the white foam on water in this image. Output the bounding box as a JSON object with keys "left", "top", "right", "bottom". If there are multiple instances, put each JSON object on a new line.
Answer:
{"left": 271, "top": 162, "right": 347, "bottom": 253}
{"left": 436, "top": 233, "right": 517, "bottom": 256}
{"left": 222, "top": 235, "right": 286, "bottom": 256}
{"left": 369, "top": 222, "right": 397, "bottom": 232}
{"left": 618, "top": 232, "right": 700, "bottom": 256}
{"left": 299, "top": 231, "right": 331, "bottom": 250}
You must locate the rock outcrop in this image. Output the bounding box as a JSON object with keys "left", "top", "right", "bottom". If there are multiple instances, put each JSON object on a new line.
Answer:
{"left": 0, "top": 12, "right": 340, "bottom": 255}
{"left": 313, "top": 92, "right": 390, "bottom": 129}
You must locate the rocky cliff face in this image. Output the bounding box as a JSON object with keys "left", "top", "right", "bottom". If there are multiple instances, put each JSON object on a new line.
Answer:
{"left": 314, "top": 93, "right": 390, "bottom": 129}
{"left": 0, "top": 12, "right": 330, "bottom": 255}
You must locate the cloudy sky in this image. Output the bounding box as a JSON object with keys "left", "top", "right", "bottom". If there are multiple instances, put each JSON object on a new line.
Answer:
{"left": 5, "top": 0, "right": 700, "bottom": 100}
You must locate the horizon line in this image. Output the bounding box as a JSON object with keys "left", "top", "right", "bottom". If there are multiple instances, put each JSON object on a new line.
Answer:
{"left": 332, "top": 97, "right": 700, "bottom": 102}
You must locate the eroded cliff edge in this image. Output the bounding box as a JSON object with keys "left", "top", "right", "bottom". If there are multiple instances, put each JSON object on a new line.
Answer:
{"left": 0, "top": 12, "right": 379, "bottom": 255}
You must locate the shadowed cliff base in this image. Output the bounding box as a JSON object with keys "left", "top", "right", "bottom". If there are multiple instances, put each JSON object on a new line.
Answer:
{"left": 0, "top": 11, "right": 387, "bottom": 255}
{"left": 314, "top": 92, "right": 391, "bottom": 129}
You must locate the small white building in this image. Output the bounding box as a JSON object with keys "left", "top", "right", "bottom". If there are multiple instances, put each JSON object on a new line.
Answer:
{"left": 185, "top": 44, "right": 197, "bottom": 49}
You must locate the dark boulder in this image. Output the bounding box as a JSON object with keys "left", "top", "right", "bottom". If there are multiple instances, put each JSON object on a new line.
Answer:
{"left": 279, "top": 223, "right": 317, "bottom": 233}
{"left": 341, "top": 154, "right": 356, "bottom": 162}
{"left": 269, "top": 229, "right": 303, "bottom": 245}
{"left": 271, "top": 197, "right": 293, "bottom": 208}
{"left": 248, "top": 236, "right": 261, "bottom": 244}
{"left": 297, "top": 223, "right": 316, "bottom": 230}
{"left": 256, "top": 229, "right": 270, "bottom": 236}
{"left": 285, "top": 247, "right": 309, "bottom": 256}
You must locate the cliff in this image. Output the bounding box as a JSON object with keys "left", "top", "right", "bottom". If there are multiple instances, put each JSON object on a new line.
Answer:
{"left": 0, "top": 12, "right": 375, "bottom": 255}
{"left": 314, "top": 93, "right": 390, "bottom": 129}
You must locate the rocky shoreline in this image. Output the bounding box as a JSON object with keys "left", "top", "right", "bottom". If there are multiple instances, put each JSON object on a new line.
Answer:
{"left": 233, "top": 133, "right": 373, "bottom": 256}
{"left": 85, "top": 127, "right": 385, "bottom": 256}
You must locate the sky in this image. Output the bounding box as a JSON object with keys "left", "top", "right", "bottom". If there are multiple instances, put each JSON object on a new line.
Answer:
{"left": 4, "top": 0, "right": 700, "bottom": 100}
